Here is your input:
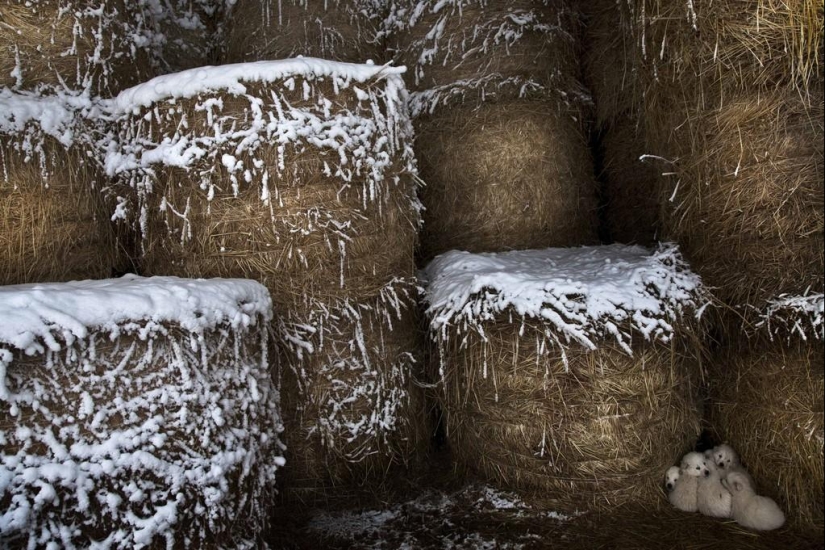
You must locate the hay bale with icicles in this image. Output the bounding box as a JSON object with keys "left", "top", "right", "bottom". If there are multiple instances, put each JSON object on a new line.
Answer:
{"left": 385, "top": 0, "right": 599, "bottom": 261}
{"left": 708, "top": 294, "right": 824, "bottom": 528}
{"left": 0, "top": 89, "right": 123, "bottom": 285}
{"left": 0, "top": 0, "right": 154, "bottom": 94}
{"left": 101, "top": 59, "right": 427, "bottom": 494}
{"left": 224, "top": 0, "right": 388, "bottom": 65}
{"left": 423, "top": 243, "right": 707, "bottom": 509}
{"left": 0, "top": 276, "right": 285, "bottom": 548}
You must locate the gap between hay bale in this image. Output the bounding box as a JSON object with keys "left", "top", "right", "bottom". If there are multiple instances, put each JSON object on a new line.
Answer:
{"left": 414, "top": 99, "right": 598, "bottom": 262}
{"left": 437, "top": 320, "right": 704, "bottom": 511}
{"left": 224, "top": 0, "right": 387, "bottom": 64}
{"left": 708, "top": 340, "right": 825, "bottom": 528}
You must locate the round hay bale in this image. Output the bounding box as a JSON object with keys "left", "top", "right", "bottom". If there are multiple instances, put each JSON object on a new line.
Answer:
{"left": 276, "top": 278, "right": 429, "bottom": 502}
{"left": 384, "top": 0, "right": 581, "bottom": 95}
{"left": 660, "top": 90, "right": 824, "bottom": 311}
{"left": 224, "top": 0, "right": 387, "bottom": 64}
{"left": 423, "top": 244, "right": 707, "bottom": 510}
{"left": 708, "top": 337, "right": 824, "bottom": 527}
{"left": 102, "top": 60, "right": 421, "bottom": 304}
{"left": 414, "top": 98, "right": 599, "bottom": 262}
{"left": 0, "top": 276, "right": 284, "bottom": 548}
{"left": 0, "top": 91, "right": 123, "bottom": 285}
{"left": 0, "top": 0, "right": 154, "bottom": 94}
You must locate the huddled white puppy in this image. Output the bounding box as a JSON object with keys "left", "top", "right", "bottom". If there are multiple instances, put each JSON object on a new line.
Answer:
{"left": 711, "top": 443, "right": 755, "bottom": 486}
{"left": 696, "top": 456, "right": 732, "bottom": 518}
{"left": 665, "top": 466, "right": 681, "bottom": 493}
{"left": 723, "top": 471, "right": 785, "bottom": 531}
{"left": 666, "top": 453, "right": 703, "bottom": 513}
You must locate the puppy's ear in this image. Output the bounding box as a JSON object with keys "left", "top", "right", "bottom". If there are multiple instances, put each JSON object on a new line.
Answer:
{"left": 732, "top": 479, "right": 743, "bottom": 493}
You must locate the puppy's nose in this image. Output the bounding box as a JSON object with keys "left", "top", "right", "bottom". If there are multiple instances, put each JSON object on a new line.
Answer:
{"left": 703, "top": 470, "right": 710, "bottom": 477}
{"left": 717, "top": 462, "right": 725, "bottom": 469}
{"left": 666, "top": 483, "right": 673, "bottom": 490}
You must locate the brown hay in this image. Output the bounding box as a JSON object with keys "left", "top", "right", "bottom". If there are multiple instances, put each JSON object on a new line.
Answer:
{"left": 0, "top": 0, "right": 153, "bottom": 94}
{"left": 438, "top": 319, "right": 704, "bottom": 511}
{"left": 660, "top": 90, "right": 824, "bottom": 310}
{"left": 277, "top": 289, "right": 429, "bottom": 505}
{"left": 708, "top": 340, "right": 825, "bottom": 528}
{"left": 223, "top": 0, "right": 386, "bottom": 64}
{"left": 0, "top": 321, "right": 281, "bottom": 547}
{"left": 0, "top": 137, "right": 122, "bottom": 285}
{"left": 150, "top": 1, "right": 225, "bottom": 73}
{"left": 414, "top": 99, "right": 599, "bottom": 262}
{"left": 601, "top": 113, "right": 664, "bottom": 246}
{"left": 388, "top": 0, "right": 581, "bottom": 95}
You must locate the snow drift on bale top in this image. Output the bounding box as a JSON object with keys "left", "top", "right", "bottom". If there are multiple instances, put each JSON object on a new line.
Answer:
{"left": 423, "top": 243, "right": 708, "bottom": 355}
{"left": 0, "top": 275, "right": 283, "bottom": 549}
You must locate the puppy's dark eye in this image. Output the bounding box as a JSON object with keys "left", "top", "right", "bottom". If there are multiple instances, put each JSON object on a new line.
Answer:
{"left": 696, "top": 466, "right": 700, "bottom": 470}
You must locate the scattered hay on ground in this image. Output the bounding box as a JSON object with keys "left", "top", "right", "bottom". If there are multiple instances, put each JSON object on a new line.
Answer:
{"left": 414, "top": 99, "right": 598, "bottom": 262}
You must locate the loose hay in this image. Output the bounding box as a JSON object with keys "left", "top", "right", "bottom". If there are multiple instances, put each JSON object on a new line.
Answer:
{"left": 414, "top": 99, "right": 598, "bottom": 261}
{"left": 224, "top": 0, "right": 388, "bottom": 64}
{"left": 708, "top": 341, "right": 824, "bottom": 528}
{"left": 0, "top": 90, "right": 122, "bottom": 285}
{"left": 0, "top": 276, "right": 284, "bottom": 548}
{"left": 423, "top": 244, "right": 708, "bottom": 510}
{"left": 0, "top": 0, "right": 154, "bottom": 94}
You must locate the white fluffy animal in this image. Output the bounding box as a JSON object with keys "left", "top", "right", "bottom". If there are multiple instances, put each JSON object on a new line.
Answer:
{"left": 723, "top": 471, "right": 786, "bottom": 531}
{"left": 712, "top": 443, "right": 755, "bottom": 486}
{"left": 697, "top": 457, "right": 732, "bottom": 518}
{"left": 667, "top": 453, "right": 702, "bottom": 513}
{"left": 665, "top": 466, "right": 681, "bottom": 492}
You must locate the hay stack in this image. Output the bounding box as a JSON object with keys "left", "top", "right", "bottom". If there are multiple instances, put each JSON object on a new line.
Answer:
{"left": 224, "top": 0, "right": 387, "bottom": 64}
{"left": 386, "top": 0, "right": 599, "bottom": 261}
{"left": 0, "top": 90, "right": 122, "bottom": 285}
{"left": 102, "top": 59, "right": 427, "bottom": 494}
{"left": 0, "top": 0, "right": 154, "bottom": 94}
{"left": 0, "top": 276, "right": 284, "bottom": 548}
{"left": 708, "top": 294, "right": 824, "bottom": 527}
{"left": 423, "top": 243, "right": 707, "bottom": 509}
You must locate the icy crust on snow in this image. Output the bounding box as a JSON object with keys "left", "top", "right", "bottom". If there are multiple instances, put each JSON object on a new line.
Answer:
{"left": 0, "top": 277, "right": 283, "bottom": 549}
{"left": 755, "top": 293, "right": 824, "bottom": 342}
{"left": 279, "top": 278, "right": 420, "bottom": 462}
{"left": 424, "top": 243, "right": 707, "bottom": 355}
{"left": 100, "top": 59, "right": 419, "bottom": 251}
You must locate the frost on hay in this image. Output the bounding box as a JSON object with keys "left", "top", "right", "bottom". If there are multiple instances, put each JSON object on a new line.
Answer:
{"left": 382, "top": 0, "right": 582, "bottom": 97}
{"left": 0, "top": 89, "right": 122, "bottom": 285}
{"left": 225, "top": 0, "right": 390, "bottom": 65}
{"left": 0, "top": 276, "right": 284, "bottom": 549}
{"left": 422, "top": 243, "right": 706, "bottom": 505}
{"left": 100, "top": 60, "right": 420, "bottom": 299}
{"left": 276, "top": 277, "right": 426, "bottom": 493}
{"left": 0, "top": 0, "right": 156, "bottom": 95}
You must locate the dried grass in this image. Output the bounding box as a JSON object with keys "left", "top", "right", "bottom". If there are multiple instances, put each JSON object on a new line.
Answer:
{"left": 0, "top": 0, "right": 153, "bottom": 94}
{"left": 0, "top": 137, "right": 122, "bottom": 285}
{"left": 708, "top": 340, "right": 824, "bottom": 528}
{"left": 437, "top": 318, "right": 704, "bottom": 511}
{"left": 223, "top": 0, "right": 386, "bottom": 64}
{"left": 414, "top": 99, "right": 598, "bottom": 262}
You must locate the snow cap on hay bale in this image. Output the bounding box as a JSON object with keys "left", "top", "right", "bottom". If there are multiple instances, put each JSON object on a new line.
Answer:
{"left": 0, "top": 276, "right": 285, "bottom": 548}
{"left": 277, "top": 277, "right": 427, "bottom": 499}
{"left": 423, "top": 243, "right": 707, "bottom": 507}
{"left": 659, "top": 90, "right": 823, "bottom": 312}
{"left": 383, "top": 0, "right": 582, "bottom": 97}
{"left": 708, "top": 293, "right": 824, "bottom": 527}
{"left": 224, "top": 0, "right": 388, "bottom": 65}
{"left": 414, "top": 98, "right": 598, "bottom": 262}
{"left": 101, "top": 59, "right": 420, "bottom": 303}
{"left": 0, "top": 0, "right": 154, "bottom": 94}
{"left": 0, "top": 89, "right": 122, "bottom": 285}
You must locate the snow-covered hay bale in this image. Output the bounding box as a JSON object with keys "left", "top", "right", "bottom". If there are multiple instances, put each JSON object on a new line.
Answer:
{"left": 384, "top": 0, "right": 581, "bottom": 96}
{"left": 277, "top": 278, "right": 427, "bottom": 498}
{"left": 423, "top": 243, "right": 707, "bottom": 509}
{"left": 662, "top": 91, "right": 824, "bottom": 312}
{"left": 102, "top": 59, "right": 420, "bottom": 304}
{"left": 708, "top": 294, "right": 824, "bottom": 527}
{"left": 0, "top": 90, "right": 121, "bottom": 285}
{"left": 414, "top": 98, "right": 598, "bottom": 261}
{"left": 224, "top": 0, "right": 387, "bottom": 65}
{"left": 0, "top": 276, "right": 284, "bottom": 548}
{"left": 0, "top": 0, "right": 153, "bottom": 94}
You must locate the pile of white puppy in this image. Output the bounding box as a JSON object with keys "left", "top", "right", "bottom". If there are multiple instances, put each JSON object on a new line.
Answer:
{"left": 664, "top": 444, "right": 785, "bottom": 531}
